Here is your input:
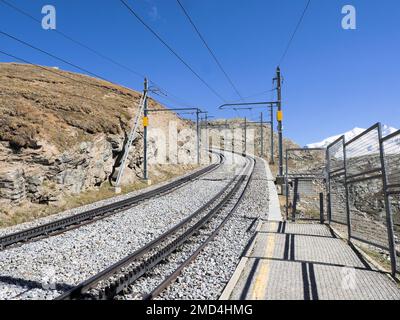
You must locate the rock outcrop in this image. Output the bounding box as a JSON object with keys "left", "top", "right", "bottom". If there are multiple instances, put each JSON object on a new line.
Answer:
{"left": 0, "top": 63, "right": 197, "bottom": 215}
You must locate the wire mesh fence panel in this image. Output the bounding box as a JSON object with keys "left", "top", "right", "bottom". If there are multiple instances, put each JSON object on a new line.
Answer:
{"left": 383, "top": 131, "right": 400, "bottom": 190}
{"left": 382, "top": 130, "right": 400, "bottom": 272}
{"left": 327, "top": 137, "right": 348, "bottom": 230}
{"left": 285, "top": 148, "right": 326, "bottom": 220}
{"left": 348, "top": 178, "right": 389, "bottom": 248}
{"left": 388, "top": 194, "right": 400, "bottom": 273}
{"left": 345, "top": 124, "right": 390, "bottom": 250}
{"left": 287, "top": 178, "right": 325, "bottom": 220}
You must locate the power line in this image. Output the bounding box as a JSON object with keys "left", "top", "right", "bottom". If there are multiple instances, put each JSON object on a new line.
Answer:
{"left": 0, "top": 0, "right": 194, "bottom": 108}
{"left": 119, "top": 0, "right": 226, "bottom": 102}
{"left": 0, "top": 42, "right": 189, "bottom": 112}
{"left": 0, "top": 30, "right": 116, "bottom": 83}
{"left": 1, "top": 29, "right": 189, "bottom": 108}
{"left": 148, "top": 81, "right": 195, "bottom": 107}
{"left": 278, "top": 0, "right": 311, "bottom": 66}
{"left": 0, "top": 51, "right": 145, "bottom": 108}
{"left": 228, "top": 89, "right": 275, "bottom": 104}
{"left": 0, "top": 0, "right": 144, "bottom": 79}
{"left": 151, "top": 90, "right": 194, "bottom": 108}
{"left": 0, "top": 49, "right": 113, "bottom": 92}
{"left": 176, "top": 0, "right": 242, "bottom": 100}
{"left": 0, "top": 49, "right": 190, "bottom": 115}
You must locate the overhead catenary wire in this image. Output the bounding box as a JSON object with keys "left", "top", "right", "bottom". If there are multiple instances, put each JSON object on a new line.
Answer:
{"left": 0, "top": 0, "right": 144, "bottom": 78}
{"left": 0, "top": 49, "right": 118, "bottom": 95}
{"left": 0, "top": 30, "right": 188, "bottom": 108}
{"left": 0, "top": 0, "right": 194, "bottom": 108}
{"left": 278, "top": 0, "right": 311, "bottom": 66}
{"left": 227, "top": 89, "right": 276, "bottom": 104}
{"left": 151, "top": 90, "right": 194, "bottom": 109}
{"left": 176, "top": 0, "right": 242, "bottom": 100}
{"left": 0, "top": 30, "right": 118, "bottom": 84}
{"left": 0, "top": 49, "right": 164, "bottom": 110}
{"left": 119, "top": 0, "right": 226, "bottom": 102}
{"left": 0, "top": 49, "right": 196, "bottom": 126}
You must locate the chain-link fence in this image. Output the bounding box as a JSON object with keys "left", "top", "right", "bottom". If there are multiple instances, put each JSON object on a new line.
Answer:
{"left": 285, "top": 148, "right": 326, "bottom": 221}
{"left": 382, "top": 129, "right": 400, "bottom": 273}
{"left": 283, "top": 123, "right": 398, "bottom": 275}
{"left": 345, "top": 124, "right": 390, "bottom": 249}
{"left": 326, "top": 137, "right": 348, "bottom": 231}
{"left": 326, "top": 123, "right": 398, "bottom": 276}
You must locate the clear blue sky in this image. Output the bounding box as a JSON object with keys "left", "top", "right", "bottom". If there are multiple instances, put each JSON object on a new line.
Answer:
{"left": 1, "top": 0, "right": 399, "bottom": 146}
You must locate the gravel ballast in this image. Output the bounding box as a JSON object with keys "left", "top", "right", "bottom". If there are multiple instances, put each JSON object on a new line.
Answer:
{"left": 110, "top": 156, "right": 254, "bottom": 300}
{"left": 0, "top": 151, "right": 246, "bottom": 300}
{"left": 0, "top": 154, "right": 221, "bottom": 238}
{"left": 155, "top": 156, "right": 270, "bottom": 300}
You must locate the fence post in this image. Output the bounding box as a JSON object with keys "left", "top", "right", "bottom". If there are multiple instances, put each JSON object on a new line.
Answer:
{"left": 325, "top": 148, "right": 332, "bottom": 224}
{"left": 292, "top": 178, "right": 299, "bottom": 222}
{"left": 343, "top": 139, "right": 352, "bottom": 242}
{"left": 327, "top": 193, "right": 331, "bottom": 223}
{"left": 377, "top": 124, "right": 397, "bottom": 277}
{"left": 319, "top": 193, "right": 324, "bottom": 224}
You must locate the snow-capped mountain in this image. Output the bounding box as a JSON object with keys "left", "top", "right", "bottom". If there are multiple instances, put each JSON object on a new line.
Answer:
{"left": 306, "top": 125, "right": 399, "bottom": 155}
{"left": 381, "top": 124, "right": 398, "bottom": 137}
{"left": 307, "top": 127, "right": 365, "bottom": 149}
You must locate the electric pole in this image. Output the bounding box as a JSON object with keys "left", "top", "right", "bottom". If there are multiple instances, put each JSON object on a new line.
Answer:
{"left": 276, "top": 67, "right": 283, "bottom": 177}
{"left": 244, "top": 117, "right": 247, "bottom": 154}
{"left": 115, "top": 77, "right": 148, "bottom": 191}
{"left": 270, "top": 105, "right": 274, "bottom": 165}
{"left": 143, "top": 78, "right": 149, "bottom": 181}
{"left": 196, "top": 109, "right": 200, "bottom": 165}
{"left": 217, "top": 96, "right": 280, "bottom": 162}
{"left": 260, "top": 112, "right": 264, "bottom": 157}
{"left": 204, "top": 113, "right": 209, "bottom": 152}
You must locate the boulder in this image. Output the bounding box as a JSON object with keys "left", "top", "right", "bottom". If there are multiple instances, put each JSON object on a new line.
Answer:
{"left": 0, "top": 168, "right": 26, "bottom": 202}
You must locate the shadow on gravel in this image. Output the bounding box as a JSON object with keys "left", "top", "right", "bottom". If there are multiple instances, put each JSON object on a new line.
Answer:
{"left": 0, "top": 275, "right": 74, "bottom": 292}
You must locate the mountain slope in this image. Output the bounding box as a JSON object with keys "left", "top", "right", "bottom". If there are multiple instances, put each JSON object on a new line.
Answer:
{"left": 0, "top": 63, "right": 197, "bottom": 222}
{"left": 307, "top": 125, "right": 398, "bottom": 149}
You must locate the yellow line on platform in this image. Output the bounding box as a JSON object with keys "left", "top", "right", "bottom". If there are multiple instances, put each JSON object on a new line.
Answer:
{"left": 252, "top": 231, "right": 276, "bottom": 300}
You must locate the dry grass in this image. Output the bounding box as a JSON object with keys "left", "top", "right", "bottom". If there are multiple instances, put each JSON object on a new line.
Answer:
{"left": 0, "top": 63, "right": 141, "bottom": 151}
{"left": 359, "top": 246, "right": 392, "bottom": 272}
{"left": 329, "top": 224, "right": 399, "bottom": 282}
{"left": 0, "top": 63, "right": 179, "bottom": 152}
{"left": 0, "top": 63, "right": 201, "bottom": 229}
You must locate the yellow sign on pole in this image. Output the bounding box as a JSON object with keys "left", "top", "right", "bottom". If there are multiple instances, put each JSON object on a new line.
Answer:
{"left": 277, "top": 111, "right": 283, "bottom": 122}
{"left": 143, "top": 116, "right": 149, "bottom": 127}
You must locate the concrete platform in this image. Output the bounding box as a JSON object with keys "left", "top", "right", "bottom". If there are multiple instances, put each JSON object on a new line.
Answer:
{"left": 262, "top": 158, "right": 282, "bottom": 222}
{"left": 223, "top": 221, "right": 400, "bottom": 300}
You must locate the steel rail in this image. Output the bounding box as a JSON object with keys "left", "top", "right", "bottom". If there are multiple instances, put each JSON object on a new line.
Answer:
{"left": 56, "top": 174, "right": 237, "bottom": 300}
{"left": 57, "top": 154, "right": 252, "bottom": 300}
{"left": 143, "top": 156, "right": 256, "bottom": 300}
{"left": 0, "top": 153, "right": 224, "bottom": 250}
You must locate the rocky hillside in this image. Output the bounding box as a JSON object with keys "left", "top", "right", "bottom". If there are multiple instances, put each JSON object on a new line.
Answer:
{"left": 0, "top": 63, "right": 197, "bottom": 220}
{"left": 206, "top": 118, "right": 299, "bottom": 161}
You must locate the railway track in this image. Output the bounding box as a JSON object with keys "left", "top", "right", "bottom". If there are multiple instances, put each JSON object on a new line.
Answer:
{"left": 0, "top": 152, "right": 224, "bottom": 250}
{"left": 57, "top": 153, "right": 255, "bottom": 300}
